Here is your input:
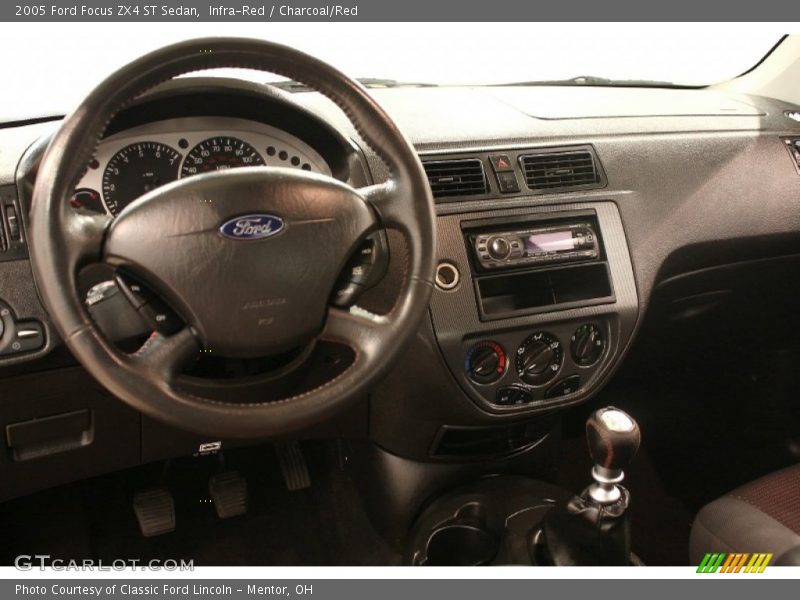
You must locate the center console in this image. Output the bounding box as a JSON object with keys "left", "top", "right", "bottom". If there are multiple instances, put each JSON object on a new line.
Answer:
{"left": 430, "top": 200, "right": 638, "bottom": 415}
{"left": 330, "top": 147, "right": 641, "bottom": 550}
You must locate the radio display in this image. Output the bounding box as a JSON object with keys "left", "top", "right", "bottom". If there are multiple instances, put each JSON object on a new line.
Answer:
{"left": 524, "top": 231, "right": 576, "bottom": 253}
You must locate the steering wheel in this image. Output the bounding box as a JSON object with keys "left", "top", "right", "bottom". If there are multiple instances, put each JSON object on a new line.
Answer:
{"left": 28, "top": 38, "right": 436, "bottom": 438}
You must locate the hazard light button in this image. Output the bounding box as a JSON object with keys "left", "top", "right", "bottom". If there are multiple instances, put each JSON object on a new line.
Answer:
{"left": 489, "top": 154, "right": 514, "bottom": 172}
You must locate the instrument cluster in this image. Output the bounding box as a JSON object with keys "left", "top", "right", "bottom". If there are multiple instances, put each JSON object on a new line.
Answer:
{"left": 72, "top": 116, "right": 331, "bottom": 217}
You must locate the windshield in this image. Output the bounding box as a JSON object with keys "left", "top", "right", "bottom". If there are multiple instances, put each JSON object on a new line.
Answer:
{"left": 0, "top": 23, "right": 783, "bottom": 121}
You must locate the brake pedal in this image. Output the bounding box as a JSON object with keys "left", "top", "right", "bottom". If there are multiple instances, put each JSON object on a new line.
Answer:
{"left": 209, "top": 471, "right": 248, "bottom": 519}
{"left": 133, "top": 488, "right": 175, "bottom": 537}
{"left": 275, "top": 442, "right": 311, "bottom": 491}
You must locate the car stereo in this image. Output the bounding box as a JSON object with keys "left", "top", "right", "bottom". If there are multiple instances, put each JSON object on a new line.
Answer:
{"left": 470, "top": 221, "right": 599, "bottom": 270}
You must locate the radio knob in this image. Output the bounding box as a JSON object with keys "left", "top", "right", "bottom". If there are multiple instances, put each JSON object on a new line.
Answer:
{"left": 488, "top": 236, "right": 511, "bottom": 260}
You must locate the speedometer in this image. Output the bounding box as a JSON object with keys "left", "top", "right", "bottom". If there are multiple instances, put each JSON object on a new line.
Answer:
{"left": 101, "top": 142, "right": 181, "bottom": 216}
{"left": 181, "top": 137, "right": 265, "bottom": 177}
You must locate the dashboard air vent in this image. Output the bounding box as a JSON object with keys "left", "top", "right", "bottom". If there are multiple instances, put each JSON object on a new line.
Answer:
{"left": 520, "top": 149, "right": 601, "bottom": 191}
{"left": 423, "top": 159, "right": 488, "bottom": 199}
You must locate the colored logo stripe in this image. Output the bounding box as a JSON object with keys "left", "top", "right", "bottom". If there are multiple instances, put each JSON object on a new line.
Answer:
{"left": 697, "top": 553, "right": 773, "bottom": 573}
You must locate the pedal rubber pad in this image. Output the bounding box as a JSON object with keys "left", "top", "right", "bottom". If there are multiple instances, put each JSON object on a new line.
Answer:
{"left": 275, "top": 442, "right": 311, "bottom": 491}
{"left": 209, "top": 471, "right": 248, "bottom": 519}
{"left": 133, "top": 488, "right": 175, "bottom": 537}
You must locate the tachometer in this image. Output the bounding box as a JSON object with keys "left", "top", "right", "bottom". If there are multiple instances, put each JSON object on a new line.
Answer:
{"left": 181, "top": 137, "right": 265, "bottom": 177}
{"left": 101, "top": 142, "right": 181, "bottom": 216}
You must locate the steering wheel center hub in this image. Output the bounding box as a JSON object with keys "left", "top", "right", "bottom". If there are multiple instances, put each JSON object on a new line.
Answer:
{"left": 104, "top": 167, "right": 376, "bottom": 357}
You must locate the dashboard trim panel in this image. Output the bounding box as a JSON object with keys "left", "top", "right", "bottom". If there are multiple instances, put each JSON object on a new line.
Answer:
{"left": 428, "top": 200, "right": 638, "bottom": 414}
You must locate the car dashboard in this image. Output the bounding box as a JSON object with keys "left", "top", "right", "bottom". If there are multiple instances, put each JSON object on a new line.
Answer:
{"left": 1, "top": 76, "right": 800, "bottom": 503}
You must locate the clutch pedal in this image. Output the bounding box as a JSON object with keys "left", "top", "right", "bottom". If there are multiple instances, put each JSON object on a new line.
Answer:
{"left": 275, "top": 442, "right": 311, "bottom": 491}
{"left": 209, "top": 471, "right": 248, "bottom": 519}
{"left": 133, "top": 488, "right": 175, "bottom": 537}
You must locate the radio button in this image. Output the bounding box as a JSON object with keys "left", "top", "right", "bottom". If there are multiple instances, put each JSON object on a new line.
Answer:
{"left": 488, "top": 237, "right": 511, "bottom": 260}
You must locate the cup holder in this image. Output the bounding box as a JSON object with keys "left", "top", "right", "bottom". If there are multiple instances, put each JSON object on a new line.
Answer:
{"left": 423, "top": 524, "right": 499, "bottom": 566}
{"left": 416, "top": 503, "right": 499, "bottom": 566}
{"left": 405, "top": 477, "right": 575, "bottom": 566}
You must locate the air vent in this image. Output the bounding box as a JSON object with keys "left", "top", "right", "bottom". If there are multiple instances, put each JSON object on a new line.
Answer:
{"left": 520, "top": 149, "right": 601, "bottom": 191}
{"left": 423, "top": 159, "right": 488, "bottom": 199}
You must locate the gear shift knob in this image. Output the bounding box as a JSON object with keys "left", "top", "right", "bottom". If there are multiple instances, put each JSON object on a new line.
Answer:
{"left": 584, "top": 407, "right": 640, "bottom": 506}
{"left": 586, "top": 406, "right": 640, "bottom": 471}
{"left": 537, "top": 406, "right": 640, "bottom": 565}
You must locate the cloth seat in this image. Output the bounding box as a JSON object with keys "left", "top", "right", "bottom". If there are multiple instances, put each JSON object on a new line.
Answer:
{"left": 689, "top": 463, "right": 800, "bottom": 565}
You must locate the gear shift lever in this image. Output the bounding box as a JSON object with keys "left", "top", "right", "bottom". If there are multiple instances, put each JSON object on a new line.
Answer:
{"left": 585, "top": 407, "right": 640, "bottom": 506}
{"left": 536, "top": 406, "right": 641, "bottom": 566}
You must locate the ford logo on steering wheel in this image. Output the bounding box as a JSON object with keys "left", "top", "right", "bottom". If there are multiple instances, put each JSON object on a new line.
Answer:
{"left": 219, "top": 214, "right": 286, "bottom": 240}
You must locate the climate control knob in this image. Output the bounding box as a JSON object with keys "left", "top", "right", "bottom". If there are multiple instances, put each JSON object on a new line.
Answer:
{"left": 465, "top": 341, "right": 507, "bottom": 384}
{"left": 487, "top": 236, "right": 511, "bottom": 260}
{"left": 516, "top": 332, "right": 563, "bottom": 386}
{"left": 570, "top": 324, "right": 605, "bottom": 366}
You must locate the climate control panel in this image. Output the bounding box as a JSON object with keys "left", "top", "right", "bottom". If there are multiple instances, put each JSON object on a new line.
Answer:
{"left": 516, "top": 332, "right": 563, "bottom": 386}
{"left": 464, "top": 340, "right": 507, "bottom": 384}
{"left": 462, "top": 321, "right": 609, "bottom": 410}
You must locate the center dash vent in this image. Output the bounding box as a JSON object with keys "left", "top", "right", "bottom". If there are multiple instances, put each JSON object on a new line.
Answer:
{"left": 520, "top": 149, "right": 603, "bottom": 192}
{"left": 423, "top": 158, "right": 488, "bottom": 199}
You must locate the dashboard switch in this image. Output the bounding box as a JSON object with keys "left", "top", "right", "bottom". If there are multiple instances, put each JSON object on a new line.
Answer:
{"left": 13, "top": 321, "right": 44, "bottom": 352}
{"left": 496, "top": 386, "right": 533, "bottom": 406}
{"left": 489, "top": 154, "right": 514, "bottom": 172}
{"left": 0, "top": 316, "right": 44, "bottom": 356}
{"left": 495, "top": 171, "right": 521, "bottom": 194}
{"left": 488, "top": 153, "right": 521, "bottom": 193}
{"left": 545, "top": 375, "right": 581, "bottom": 399}
{"left": 6, "top": 205, "right": 20, "bottom": 240}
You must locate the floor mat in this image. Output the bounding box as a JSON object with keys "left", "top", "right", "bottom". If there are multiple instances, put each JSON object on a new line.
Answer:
{"left": 0, "top": 441, "right": 400, "bottom": 566}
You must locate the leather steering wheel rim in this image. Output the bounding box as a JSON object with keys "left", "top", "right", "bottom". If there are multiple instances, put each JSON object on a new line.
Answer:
{"left": 28, "top": 38, "right": 436, "bottom": 438}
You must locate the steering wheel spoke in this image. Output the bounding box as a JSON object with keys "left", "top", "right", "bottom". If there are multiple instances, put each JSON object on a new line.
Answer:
{"left": 66, "top": 210, "right": 113, "bottom": 269}
{"left": 359, "top": 180, "right": 407, "bottom": 229}
{"left": 128, "top": 327, "right": 200, "bottom": 383}
{"left": 323, "top": 306, "right": 391, "bottom": 360}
